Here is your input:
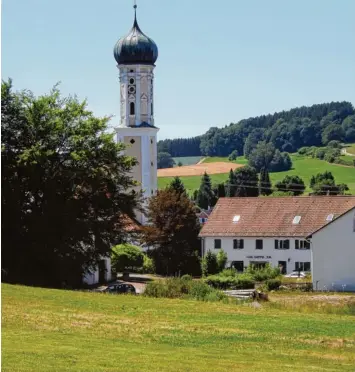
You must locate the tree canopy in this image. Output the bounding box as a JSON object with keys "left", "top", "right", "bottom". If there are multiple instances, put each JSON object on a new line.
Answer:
{"left": 275, "top": 175, "right": 305, "bottom": 196}
{"left": 111, "top": 244, "right": 144, "bottom": 273}
{"left": 157, "top": 152, "right": 175, "bottom": 169}
{"left": 157, "top": 102, "right": 354, "bottom": 157}
{"left": 142, "top": 189, "right": 201, "bottom": 276}
{"left": 2, "top": 80, "right": 140, "bottom": 287}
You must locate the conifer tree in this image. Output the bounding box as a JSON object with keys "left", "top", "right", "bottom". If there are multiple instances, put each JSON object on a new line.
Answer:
{"left": 259, "top": 167, "right": 272, "bottom": 196}
{"left": 226, "top": 169, "right": 237, "bottom": 197}
{"left": 168, "top": 176, "right": 186, "bottom": 196}
{"left": 196, "top": 172, "right": 216, "bottom": 209}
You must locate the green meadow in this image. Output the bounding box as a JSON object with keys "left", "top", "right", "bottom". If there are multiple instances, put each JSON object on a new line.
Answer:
{"left": 158, "top": 154, "right": 355, "bottom": 194}
{"left": 2, "top": 284, "right": 355, "bottom": 372}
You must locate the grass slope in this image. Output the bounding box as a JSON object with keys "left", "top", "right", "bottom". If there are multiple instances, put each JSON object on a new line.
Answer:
{"left": 158, "top": 154, "right": 355, "bottom": 194}
{"left": 2, "top": 284, "right": 355, "bottom": 372}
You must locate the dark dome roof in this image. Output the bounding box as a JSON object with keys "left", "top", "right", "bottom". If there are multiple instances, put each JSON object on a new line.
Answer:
{"left": 113, "top": 10, "right": 158, "bottom": 66}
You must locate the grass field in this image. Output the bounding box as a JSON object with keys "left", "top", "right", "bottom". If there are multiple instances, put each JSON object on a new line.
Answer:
{"left": 2, "top": 284, "right": 355, "bottom": 372}
{"left": 173, "top": 156, "right": 202, "bottom": 166}
{"left": 345, "top": 143, "right": 355, "bottom": 155}
{"left": 158, "top": 154, "right": 355, "bottom": 194}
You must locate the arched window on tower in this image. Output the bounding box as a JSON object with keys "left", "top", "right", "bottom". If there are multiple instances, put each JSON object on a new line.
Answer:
{"left": 130, "top": 102, "right": 135, "bottom": 115}
{"left": 151, "top": 103, "right": 153, "bottom": 115}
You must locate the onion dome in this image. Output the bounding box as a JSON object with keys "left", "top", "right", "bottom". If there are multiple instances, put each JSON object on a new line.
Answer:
{"left": 113, "top": 5, "right": 158, "bottom": 66}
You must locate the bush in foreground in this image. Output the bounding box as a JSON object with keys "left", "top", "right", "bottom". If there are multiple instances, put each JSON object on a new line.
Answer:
{"left": 204, "top": 275, "right": 255, "bottom": 290}
{"left": 144, "top": 278, "right": 227, "bottom": 302}
{"left": 265, "top": 279, "right": 282, "bottom": 291}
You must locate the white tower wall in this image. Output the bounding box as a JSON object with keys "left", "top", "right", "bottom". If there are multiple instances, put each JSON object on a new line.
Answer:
{"left": 116, "top": 65, "right": 159, "bottom": 225}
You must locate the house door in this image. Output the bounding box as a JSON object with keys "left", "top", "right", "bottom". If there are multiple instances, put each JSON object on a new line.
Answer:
{"left": 231, "top": 261, "right": 244, "bottom": 272}
{"left": 98, "top": 260, "right": 106, "bottom": 284}
{"left": 278, "top": 261, "right": 287, "bottom": 275}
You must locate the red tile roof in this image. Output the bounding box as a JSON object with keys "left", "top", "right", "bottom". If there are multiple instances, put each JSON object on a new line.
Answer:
{"left": 120, "top": 215, "right": 142, "bottom": 232}
{"left": 199, "top": 196, "right": 355, "bottom": 238}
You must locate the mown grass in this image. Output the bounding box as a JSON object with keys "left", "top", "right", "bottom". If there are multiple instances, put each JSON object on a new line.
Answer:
{"left": 158, "top": 154, "right": 355, "bottom": 194}
{"left": 2, "top": 284, "right": 355, "bottom": 372}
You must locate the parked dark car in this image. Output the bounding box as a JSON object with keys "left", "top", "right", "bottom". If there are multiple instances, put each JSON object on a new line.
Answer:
{"left": 103, "top": 283, "right": 136, "bottom": 294}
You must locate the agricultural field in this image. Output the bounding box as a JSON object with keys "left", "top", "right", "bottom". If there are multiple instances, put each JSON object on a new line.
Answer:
{"left": 172, "top": 156, "right": 202, "bottom": 166}
{"left": 157, "top": 162, "right": 242, "bottom": 178}
{"left": 2, "top": 284, "right": 355, "bottom": 372}
{"left": 158, "top": 154, "right": 355, "bottom": 194}
{"left": 344, "top": 143, "right": 355, "bottom": 155}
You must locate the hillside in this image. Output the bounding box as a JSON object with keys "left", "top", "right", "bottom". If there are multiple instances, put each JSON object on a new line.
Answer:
{"left": 2, "top": 284, "right": 355, "bottom": 372}
{"left": 158, "top": 102, "right": 355, "bottom": 158}
{"left": 158, "top": 154, "right": 355, "bottom": 195}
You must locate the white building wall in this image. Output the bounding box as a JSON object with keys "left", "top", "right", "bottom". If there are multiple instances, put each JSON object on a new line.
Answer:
{"left": 202, "top": 237, "right": 311, "bottom": 274}
{"left": 83, "top": 257, "right": 112, "bottom": 286}
{"left": 311, "top": 209, "right": 355, "bottom": 291}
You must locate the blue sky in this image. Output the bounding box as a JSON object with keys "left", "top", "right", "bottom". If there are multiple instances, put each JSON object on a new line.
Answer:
{"left": 2, "top": 0, "right": 355, "bottom": 140}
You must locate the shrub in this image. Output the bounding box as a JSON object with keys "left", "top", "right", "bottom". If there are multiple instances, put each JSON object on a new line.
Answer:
{"left": 204, "top": 275, "right": 255, "bottom": 290}
{"left": 216, "top": 250, "right": 228, "bottom": 272}
{"left": 314, "top": 148, "right": 326, "bottom": 160}
{"left": 111, "top": 244, "right": 144, "bottom": 275}
{"left": 265, "top": 279, "right": 281, "bottom": 291}
{"left": 228, "top": 150, "right": 238, "bottom": 161}
{"left": 219, "top": 268, "right": 237, "bottom": 277}
{"left": 181, "top": 274, "right": 192, "bottom": 281}
{"left": 245, "top": 264, "right": 281, "bottom": 282}
{"left": 142, "top": 255, "right": 155, "bottom": 274}
{"left": 144, "top": 277, "right": 227, "bottom": 302}
{"left": 201, "top": 250, "right": 219, "bottom": 276}
{"left": 298, "top": 147, "right": 309, "bottom": 155}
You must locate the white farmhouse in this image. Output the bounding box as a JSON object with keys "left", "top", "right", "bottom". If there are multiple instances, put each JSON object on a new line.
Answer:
{"left": 199, "top": 196, "right": 355, "bottom": 280}
{"left": 308, "top": 207, "right": 355, "bottom": 291}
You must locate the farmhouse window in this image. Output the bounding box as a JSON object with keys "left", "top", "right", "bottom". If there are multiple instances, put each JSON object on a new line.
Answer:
{"left": 274, "top": 239, "right": 290, "bottom": 249}
{"left": 233, "top": 239, "right": 244, "bottom": 249}
{"left": 214, "top": 239, "right": 221, "bottom": 249}
{"left": 295, "top": 262, "right": 311, "bottom": 272}
{"left": 295, "top": 240, "right": 310, "bottom": 250}
{"left": 255, "top": 239, "right": 263, "bottom": 250}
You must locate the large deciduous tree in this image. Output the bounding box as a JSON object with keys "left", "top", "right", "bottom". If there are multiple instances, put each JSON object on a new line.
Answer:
{"left": 1, "top": 80, "right": 140, "bottom": 287}
{"left": 142, "top": 189, "right": 201, "bottom": 276}
{"left": 228, "top": 166, "right": 259, "bottom": 197}
{"left": 275, "top": 175, "right": 305, "bottom": 196}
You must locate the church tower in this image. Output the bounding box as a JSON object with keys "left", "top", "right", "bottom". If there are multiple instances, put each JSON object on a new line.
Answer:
{"left": 113, "top": 4, "right": 159, "bottom": 225}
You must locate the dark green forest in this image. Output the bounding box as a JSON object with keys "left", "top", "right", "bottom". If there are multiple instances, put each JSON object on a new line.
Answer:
{"left": 157, "top": 102, "right": 355, "bottom": 157}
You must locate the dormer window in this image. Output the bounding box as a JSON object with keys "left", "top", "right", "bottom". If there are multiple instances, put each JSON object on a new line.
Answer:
{"left": 326, "top": 214, "right": 334, "bottom": 222}
{"left": 233, "top": 215, "right": 240, "bottom": 223}
{"left": 292, "top": 216, "right": 301, "bottom": 225}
